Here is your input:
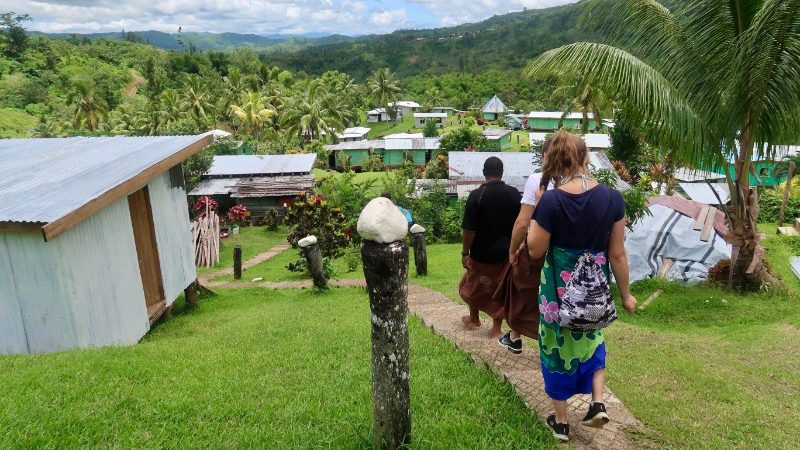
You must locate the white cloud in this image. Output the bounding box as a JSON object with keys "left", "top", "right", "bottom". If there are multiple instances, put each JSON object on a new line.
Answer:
{"left": 369, "top": 9, "right": 407, "bottom": 28}
{"left": 10, "top": 0, "right": 578, "bottom": 35}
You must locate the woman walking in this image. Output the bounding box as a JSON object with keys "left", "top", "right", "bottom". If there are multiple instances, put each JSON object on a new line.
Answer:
{"left": 527, "top": 131, "right": 636, "bottom": 442}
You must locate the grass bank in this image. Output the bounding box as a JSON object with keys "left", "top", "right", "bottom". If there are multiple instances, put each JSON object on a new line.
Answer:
{"left": 0, "top": 288, "right": 556, "bottom": 449}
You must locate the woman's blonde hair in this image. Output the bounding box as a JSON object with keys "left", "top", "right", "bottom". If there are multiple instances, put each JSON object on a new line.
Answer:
{"left": 540, "top": 130, "right": 589, "bottom": 188}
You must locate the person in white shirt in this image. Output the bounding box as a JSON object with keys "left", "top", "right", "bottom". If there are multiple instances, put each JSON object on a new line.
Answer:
{"left": 497, "top": 140, "right": 554, "bottom": 353}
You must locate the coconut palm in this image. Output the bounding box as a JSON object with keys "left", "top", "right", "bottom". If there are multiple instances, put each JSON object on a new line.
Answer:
{"left": 525, "top": 0, "right": 800, "bottom": 288}
{"left": 425, "top": 87, "right": 443, "bottom": 108}
{"left": 157, "top": 89, "right": 185, "bottom": 128}
{"left": 366, "top": 68, "right": 401, "bottom": 120}
{"left": 281, "top": 80, "right": 343, "bottom": 143}
{"left": 550, "top": 77, "right": 614, "bottom": 134}
{"left": 183, "top": 75, "right": 216, "bottom": 129}
{"left": 66, "top": 78, "right": 109, "bottom": 132}
{"left": 228, "top": 91, "right": 277, "bottom": 137}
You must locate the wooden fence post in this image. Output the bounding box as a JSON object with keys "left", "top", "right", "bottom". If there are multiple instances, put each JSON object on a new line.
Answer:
{"left": 778, "top": 161, "right": 795, "bottom": 228}
{"left": 357, "top": 197, "right": 411, "bottom": 449}
{"left": 233, "top": 245, "right": 242, "bottom": 280}
{"left": 299, "top": 235, "right": 327, "bottom": 290}
{"left": 409, "top": 224, "right": 428, "bottom": 277}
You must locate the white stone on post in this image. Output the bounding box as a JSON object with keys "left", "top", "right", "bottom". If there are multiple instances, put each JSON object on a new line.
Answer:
{"left": 409, "top": 224, "right": 428, "bottom": 276}
{"left": 298, "top": 235, "right": 326, "bottom": 289}
{"left": 357, "top": 197, "right": 411, "bottom": 449}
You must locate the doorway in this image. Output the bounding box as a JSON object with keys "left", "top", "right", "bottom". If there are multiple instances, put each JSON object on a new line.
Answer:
{"left": 128, "top": 186, "right": 166, "bottom": 323}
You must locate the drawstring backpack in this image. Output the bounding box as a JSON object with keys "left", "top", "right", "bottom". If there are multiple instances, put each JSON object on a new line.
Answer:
{"left": 556, "top": 172, "right": 618, "bottom": 331}
{"left": 558, "top": 252, "right": 618, "bottom": 331}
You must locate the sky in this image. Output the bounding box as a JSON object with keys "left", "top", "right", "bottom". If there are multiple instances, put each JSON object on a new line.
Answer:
{"left": 4, "top": 0, "right": 578, "bottom": 36}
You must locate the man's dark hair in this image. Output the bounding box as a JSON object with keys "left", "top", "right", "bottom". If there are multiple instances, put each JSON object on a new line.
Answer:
{"left": 483, "top": 156, "right": 504, "bottom": 178}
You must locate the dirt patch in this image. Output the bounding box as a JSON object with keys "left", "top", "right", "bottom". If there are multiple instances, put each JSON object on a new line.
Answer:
{"left": 125, "top": 74, "right": 147, "bottom": 97}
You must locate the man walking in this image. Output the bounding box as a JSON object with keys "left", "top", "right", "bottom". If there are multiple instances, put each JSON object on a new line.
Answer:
{"left": 460, "top": 156, "right": 521, "bottom": 338}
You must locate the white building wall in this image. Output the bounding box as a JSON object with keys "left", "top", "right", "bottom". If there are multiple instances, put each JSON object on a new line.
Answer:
{"left": 148, "top": 168, "right": 197, "bottom": 305}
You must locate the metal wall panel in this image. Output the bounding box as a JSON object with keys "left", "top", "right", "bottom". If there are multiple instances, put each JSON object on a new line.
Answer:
{"left": 0, "top": 235, "right": 29, "bottom": 354}
{"left": 58, "top": 197, "right": 149, "bottom": 348}
{"left": 148, "top": 170, "right": 196, "bottom": 305}
{"left": 2, "top": 231, "right": 78, "bottom": 353}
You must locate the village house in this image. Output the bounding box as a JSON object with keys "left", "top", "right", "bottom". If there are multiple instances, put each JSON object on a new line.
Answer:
{"left": 367, "top": 107, "right": 391, "bottom": 123}
{"left": 189, "top": 153, "right": 316, "bottom": 219}
{"left": 481, "top": 127, "right": 513, "bottom": 151}
{"left": 389, "top": 100, "right": 421, "bottom": 118}
{"left": 0, "top": 135, "right": 212, "bottom": 355}
{"left": 413, "top": 112, "right": 447, "bottom": 128}
{"left": 583, "top": 133, "right": 612, "bottom": 151}
{"left": 383, "top": 133, "right": 441, "bottom": 166}
{"left": 482, "top": 95, "right": 508, "bottom": 121}
{"left": 323, "top": 139, "right": 385, "bottom": 169}
{"left": 336, "top": 126, "right": 371, "bottom": 142}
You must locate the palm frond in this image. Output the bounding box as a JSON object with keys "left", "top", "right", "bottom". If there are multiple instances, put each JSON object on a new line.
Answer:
{"left": 525, "top": 43, "right": 711, "bottom": 164}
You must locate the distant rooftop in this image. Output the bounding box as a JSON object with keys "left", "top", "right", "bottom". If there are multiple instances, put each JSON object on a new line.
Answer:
{"left": 481, "top": 128, "right": 512, "bottom": 139}
{"left": 482, "top": 95, "right": 508, "bottom": 114}
{"left": 205, "top": 154, "right": 316, "bottom": 177}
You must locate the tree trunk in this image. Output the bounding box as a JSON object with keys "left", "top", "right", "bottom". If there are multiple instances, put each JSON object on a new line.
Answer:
{"left": 301, "top": 241, "right": 327, "bottom": 290}
{"left": 727, "top": 128, "right": 773, "bottom": 288}
{"left": 361, "top": 239, "right": 411, "bottom": 449}
{"left": 411, "top": 230, "right": 428, "bottom": 277}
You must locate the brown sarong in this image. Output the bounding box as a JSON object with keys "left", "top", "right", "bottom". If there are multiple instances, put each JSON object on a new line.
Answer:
{"left": 492, "top": 245, "right": 544, "bottom": 339}
{"left": 459, "top": 260, "right": 506, "bottom": 319}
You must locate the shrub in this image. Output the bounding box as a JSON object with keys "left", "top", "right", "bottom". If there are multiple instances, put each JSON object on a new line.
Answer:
{"left": 759, "top": 179, "right": 800, "bottom": 223}
{"left": 263, "top": 208, "right": 282, "bottom": 231}
{"left": 440, "top": 125, "right": 488, "bottom": 152}
{"left": 284, "top": 192, "right": 352, "bottom": 259}
{"left": 343, "top": 247, "right": 361, "bottom": 272}
{"left": 315, "top": 171, "right": 375, "bottom": 234}
{"left": 424, "top": 153, "right": 448, "bottom": 179}
{"left": 363, "top": 153, "right": 384, "bottom": 172}
{"left": 336, "top": 152, "right": 352, "bottom": 171}
{"left": 590, "top": 167, "right": 651, "bottom": 230}
{"left": 423, "top": 119, "right": 439, "bottom": 137}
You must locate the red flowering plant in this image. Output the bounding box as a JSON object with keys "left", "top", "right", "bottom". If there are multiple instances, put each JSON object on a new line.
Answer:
{"left": 227, "top": 204, "right": 248, "bottom": 225}
{"left": 192, "top": 196, "right": 218, "bottom": 218}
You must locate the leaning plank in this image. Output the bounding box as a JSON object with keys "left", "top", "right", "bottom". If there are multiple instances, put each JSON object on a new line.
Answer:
{"left": 693, "top": 205, "right": 710, "bottom": 231}
{"left": 638, "top": 289, "right": 664, "bottom": 311}
{"left": 657, "top": 257, "right": 675, "bottom": 279}
{"left": 700, "top": 208, "right": 716, "bottom": 242}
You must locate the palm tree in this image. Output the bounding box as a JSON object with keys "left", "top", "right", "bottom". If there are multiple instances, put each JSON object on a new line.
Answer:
{"left": 425, "top": 87, "right": 443, "bottom": 108}
{"left": 525, "top": 0, "right": 800, "bottom": 288}
{"left": 183, "top": 75, "right": 216, "bottom": 129}
{"left": 281, "top": 80, "right": 343, "bottom": 143}
{"left": 157, "top": 89, "right": 185, "bottom": 128}
{"left": 228, "top": 91, "right": 276, "bottom": 137}
{"left": 550, "top": 77, "right": 613, "bottom": 134}
{"left": 66, "top": 78, "right": 109, "bottom": 132}
{"left": 366, "top": 68, "right": 401, "bottom": 121}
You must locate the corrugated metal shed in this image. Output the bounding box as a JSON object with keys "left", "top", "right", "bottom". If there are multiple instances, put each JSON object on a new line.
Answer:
{"left": 390, "top": 101, "right": 420, "bottom": 108}
{"left": 189, "top": 178, "right": 242, "bottom": 196}
{"left": 325, "top": 140, "right": 386, "bottom": 151}
{"left": 205, "top": 154, "right": 316, "bottom": 177}
{"left": 448, "top": 152, "right": 534, "bottom": 178}
{"left": 678, "top": 182, "right": 730, "bottom": 205}
{"left": 482, "top": 128, "right": 512, "bottom": 139}
{"left": 385, "top": 137, "right": 441, "bottom": 150}
{"left": 482, "top": 95, "right": 508, "bottom": 113}
{"left": 0, "top": 135, "right": 207, "bottom": 225}
{"left": 231, "top": 175, "right": 314, "bottom": 198}
{"left": 414, "top": 113, "right": 448, "bottom": 119}
{"left": 528, "top": 111, "right": 596, "bottom": 120}
{"left": 674, "top": 167, "right": 727, "bottom": 182}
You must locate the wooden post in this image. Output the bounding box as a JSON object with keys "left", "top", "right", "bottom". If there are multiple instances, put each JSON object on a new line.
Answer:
{"left": 357, "top": 197, "right": 411, "bottom": 449}
{"left": 778, "top": 161, "right": 795, "bottom": 228}
{"left": 233, "top": 245, "right": 242, "bottom": 280}
{"left": 409, "top": 224, "right": 428, "bottom": 277}
{"left": 184, "top": 279, "right": 199, "bottom": 309}
{"left": 299, "top": 235, "right": 327, "bottom": 289}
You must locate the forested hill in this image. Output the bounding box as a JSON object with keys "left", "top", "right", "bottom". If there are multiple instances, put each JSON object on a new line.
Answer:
{"left": 265, "top": 4, "right": 590, "bottom": 80}
{"left": 36, "top": 30, "right": 354, "bottom": 53}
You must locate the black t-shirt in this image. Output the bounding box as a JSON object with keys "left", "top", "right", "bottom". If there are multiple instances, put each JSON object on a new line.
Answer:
{"left": 532, "top": 184, "right": 625, "bottom": 252}
{"left": 461, "top": 180, "right": 522, "bottom": 264}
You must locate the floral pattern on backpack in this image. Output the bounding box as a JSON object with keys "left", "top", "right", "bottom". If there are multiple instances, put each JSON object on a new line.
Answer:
{"left": 557, "top": 252, "right": 617, "bottom": 331}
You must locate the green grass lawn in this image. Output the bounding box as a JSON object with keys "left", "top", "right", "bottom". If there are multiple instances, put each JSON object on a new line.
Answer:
{"left": 216, "top": 245, "right": 360, "bottom": 282}
{"left": 0, "top": 108, "right": 36, "bottom": 138}
{"left": 196, "top": 226, "right": 288, "bottom": 276}
{"left": 0, "top": 288, "right": 556, "bottom": 449}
